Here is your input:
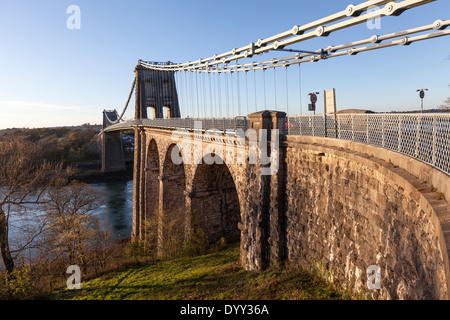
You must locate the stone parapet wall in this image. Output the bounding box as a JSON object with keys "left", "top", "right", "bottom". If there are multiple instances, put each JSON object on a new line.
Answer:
{"left": 283, "top": 135, "right": 450, "bottom": 299}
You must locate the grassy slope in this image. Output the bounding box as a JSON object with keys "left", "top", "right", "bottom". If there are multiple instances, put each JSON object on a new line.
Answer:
{"left": 51, "top": 243, "right": 349, "bottom": 300}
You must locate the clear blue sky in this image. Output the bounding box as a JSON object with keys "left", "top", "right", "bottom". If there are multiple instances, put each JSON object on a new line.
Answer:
{"left": 0, "top": 0, "right": 449, "bottom": 128}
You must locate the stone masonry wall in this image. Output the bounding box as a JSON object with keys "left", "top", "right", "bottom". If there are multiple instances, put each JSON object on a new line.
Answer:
{"left": 284, "top": 136, "right": 449, "bottom": 299}
{"left": 132, "top": 116, "right": 450, "bottom": 299}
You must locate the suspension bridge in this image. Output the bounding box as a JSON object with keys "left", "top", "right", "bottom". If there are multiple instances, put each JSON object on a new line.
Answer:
{"left": 100, "top": 0, "right": 450, "bottom": 299}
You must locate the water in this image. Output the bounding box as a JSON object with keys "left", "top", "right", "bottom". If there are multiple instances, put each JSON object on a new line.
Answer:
{"left": 90, "top": 179, "right": 134, "bottom": 239}
{"left": 0, "top": 179, "right": 134, "bottom": 269}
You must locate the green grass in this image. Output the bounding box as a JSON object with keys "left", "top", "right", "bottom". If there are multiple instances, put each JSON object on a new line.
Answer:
{"left": 50, "top": 242, "right": 349, "bottom": 300}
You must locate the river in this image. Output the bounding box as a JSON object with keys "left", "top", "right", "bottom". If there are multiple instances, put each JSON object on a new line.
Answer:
{"left": 89, "top": 179, "right": 134, "bottom": 239}
{"left": 0, "top": 179, "right": 134, "bottom": 269}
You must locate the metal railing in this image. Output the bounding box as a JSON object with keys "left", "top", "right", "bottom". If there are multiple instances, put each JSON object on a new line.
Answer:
{"left": 287, "top": 113, "right": 450, "bottom": 175}
{"left": 103, "top": 117, "right": 249, "bottom": 133}
{"left": 102, "top": 113, "right": 450, "bottom": 175}
{"left": 139, "top": 117, "right": 249, "bottom": 132}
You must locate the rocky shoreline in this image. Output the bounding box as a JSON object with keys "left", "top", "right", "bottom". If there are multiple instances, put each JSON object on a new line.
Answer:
{"left": 69, "top": 160, "right": 133, "bottom": 184}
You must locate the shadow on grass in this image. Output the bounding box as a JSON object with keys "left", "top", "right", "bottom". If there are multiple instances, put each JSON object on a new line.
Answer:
{"left": 51, "top": 242, "right": 347, "bottom": 301}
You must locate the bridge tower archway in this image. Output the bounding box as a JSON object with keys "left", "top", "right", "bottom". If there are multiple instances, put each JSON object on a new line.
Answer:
{"left": 163, "top": 106, "right": 171, "bottom": 119}
{"left": 147, "top": 106, "right": 156, "bottom": 119}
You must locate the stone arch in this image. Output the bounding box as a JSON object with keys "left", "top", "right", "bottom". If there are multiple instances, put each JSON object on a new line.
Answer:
{"left": 161, "top": 143, "right": 186, "bottom": 216}
{"left": 144, "top": 139, "right": 160, "bottom": 239}
{"left": 190, "top": 157, "right": 241, "bottom": 244}
{"left": 157, "top": 143, "right": 188, "bottom": 253}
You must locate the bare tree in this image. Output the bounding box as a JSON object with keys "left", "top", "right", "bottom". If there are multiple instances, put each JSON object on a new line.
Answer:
{"left": 437, "top": 83, "right": 450, "bottom": 111}
{"left": 41, "top": 182, "right": 105, "bottom": 270}
{"left": 141, "top": 209, "right": 209, "bottom": 262}
{"left": 0, "top": 136, "right": 71, "bottom": 274}
{"left": 439, "top": 97, "right": 450, "bottom": 111}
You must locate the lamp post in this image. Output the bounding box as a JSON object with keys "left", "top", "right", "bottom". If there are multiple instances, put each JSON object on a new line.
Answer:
{"left": 416, "top": 89, "right": 428, "bottom": 113}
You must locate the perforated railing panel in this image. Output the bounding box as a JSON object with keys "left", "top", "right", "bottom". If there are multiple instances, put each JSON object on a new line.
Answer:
{"left": 288, "top": 114, "right": 450, "bottom": 175}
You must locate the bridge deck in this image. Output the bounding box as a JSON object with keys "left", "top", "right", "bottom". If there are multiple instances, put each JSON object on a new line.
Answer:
{"left": 101, "top": 113, "right": 450, "bottom": 176}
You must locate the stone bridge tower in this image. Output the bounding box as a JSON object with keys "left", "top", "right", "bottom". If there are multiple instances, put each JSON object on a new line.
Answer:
{"left": 100, "top": 110, "right": 126, "bottom": 172}
{"left": 134, "top": 61, "right": 181, "bottom": 120}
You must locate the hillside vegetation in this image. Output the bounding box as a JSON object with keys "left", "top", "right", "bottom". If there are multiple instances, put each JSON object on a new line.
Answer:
{"left": 50, "top": 242, "right": 351, "bottom": 300}
{"left": 0, "top": 125, "right": 101, "bottom": 163}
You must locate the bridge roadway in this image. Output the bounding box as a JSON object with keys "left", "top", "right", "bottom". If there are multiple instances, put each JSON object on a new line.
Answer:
{"left": 102, "top": 117, "right": 249, "bottom": 134}
{"left": 102, "top": 113, "right": 450, "bottom": 177}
